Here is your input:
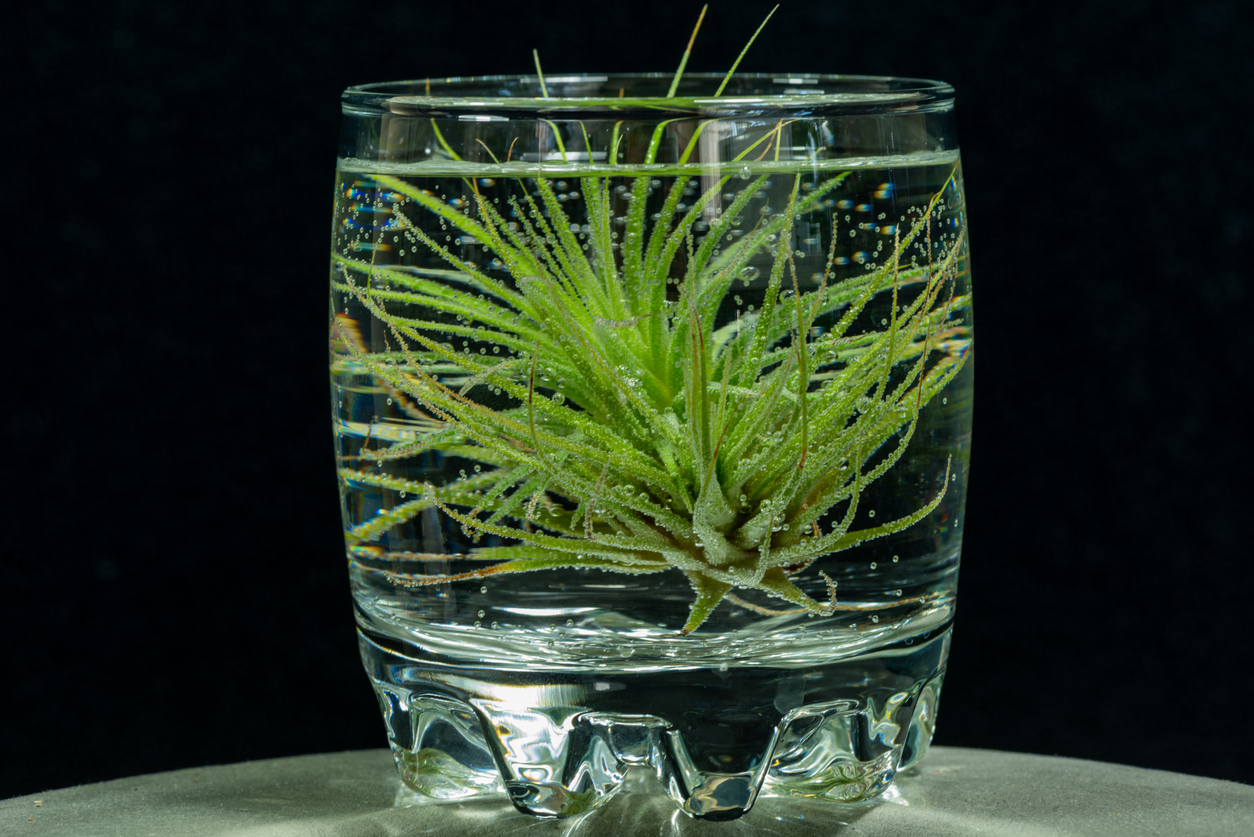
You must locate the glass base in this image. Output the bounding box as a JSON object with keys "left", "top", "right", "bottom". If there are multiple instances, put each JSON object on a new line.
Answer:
{"left": 359, "top": 626, "right": 949, "bottom": 820}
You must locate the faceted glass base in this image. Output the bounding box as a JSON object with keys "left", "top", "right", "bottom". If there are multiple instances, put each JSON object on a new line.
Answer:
{"left": 360, "top": 627, "right": 949, "bottom": 820}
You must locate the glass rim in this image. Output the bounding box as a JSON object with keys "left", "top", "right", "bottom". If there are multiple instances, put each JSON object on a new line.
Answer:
{"left": 342, "top": 72, "right": 955, "bottom": 117}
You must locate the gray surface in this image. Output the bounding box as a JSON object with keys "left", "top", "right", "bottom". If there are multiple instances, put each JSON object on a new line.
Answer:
{"left": 4, "top": 747, "right": 1252, "bottom": 836}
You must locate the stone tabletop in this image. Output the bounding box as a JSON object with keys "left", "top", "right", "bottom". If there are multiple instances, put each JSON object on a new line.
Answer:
{"left": 4, "top": 747, "right": 1251, "bottom": 836}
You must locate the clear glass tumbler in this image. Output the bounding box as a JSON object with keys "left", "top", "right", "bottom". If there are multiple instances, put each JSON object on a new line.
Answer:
{"left": 330, "top": 73, "right": 972, "bottom": 821}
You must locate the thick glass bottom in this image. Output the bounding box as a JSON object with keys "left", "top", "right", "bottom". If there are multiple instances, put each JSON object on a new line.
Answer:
{"left": 358, "top": 624, "right": 949, "bottom": 820}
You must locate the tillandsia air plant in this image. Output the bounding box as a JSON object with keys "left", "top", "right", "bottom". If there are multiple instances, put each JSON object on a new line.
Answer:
{"left": 331, "top": 7, "right": 970, "bottom": 636}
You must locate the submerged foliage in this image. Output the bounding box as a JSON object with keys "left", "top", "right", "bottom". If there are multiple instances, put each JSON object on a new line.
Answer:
{"left": 331, "top": 114, "right": 969, "bottom": 633}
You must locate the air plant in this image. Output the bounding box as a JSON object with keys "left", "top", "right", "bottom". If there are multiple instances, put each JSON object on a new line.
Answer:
{"left": 330, "top": 8, "right": 969, "bottom": 634}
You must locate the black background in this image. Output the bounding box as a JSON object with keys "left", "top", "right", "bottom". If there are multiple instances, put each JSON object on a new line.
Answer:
{"left": 4, "top": 0, "right": 1252, "bottom": 800}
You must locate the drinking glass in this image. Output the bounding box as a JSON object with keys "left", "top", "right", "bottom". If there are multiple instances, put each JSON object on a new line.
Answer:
{"left": 330, "top": 73, "right": 972, "bottom": 821}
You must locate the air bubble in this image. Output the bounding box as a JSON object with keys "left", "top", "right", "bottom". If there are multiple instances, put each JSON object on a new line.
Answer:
{"left": 480, "top": 586, "right": 488, "bottom": 593}
{"left": 740, "top": 266, "right": 760, "bottom": 281}
{"left": 738, "top": 166, "right": 751, "bottom": 180}
{"left": 892, "top": 555, "right": 899, "bottom": 563}
{"left": 477, "top": 610, "right": 485, "bottom": 618}
{"left": 871, "top": 615, "right": 879, "bottom": 623}
{"left": 565, "top": 619, "right": 575, "bottom": 627}
{"left": 870, "top": 562, "right": 877, "bottom": 569}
